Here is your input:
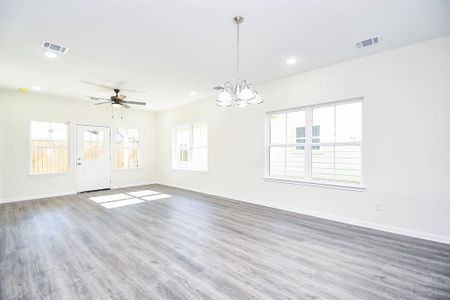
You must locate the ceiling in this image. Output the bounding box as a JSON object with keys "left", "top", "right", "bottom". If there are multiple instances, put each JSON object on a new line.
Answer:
{"left": 0, "top": 0, "right": 449, "bottom": 111}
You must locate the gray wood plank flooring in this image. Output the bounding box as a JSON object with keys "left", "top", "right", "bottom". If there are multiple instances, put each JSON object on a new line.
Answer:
{"left": 1, "top": 184, "right": 449, "bottom": 300}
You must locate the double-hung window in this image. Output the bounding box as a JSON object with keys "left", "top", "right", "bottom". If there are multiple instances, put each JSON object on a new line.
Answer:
{"left": 116, "top": 128, "right": 140, "bottom": 169}
{"left": 30, "top": 121, "right": 69, "bottom": 175}
{"left": 267, "top": 99, "right": 362, "bottom": 187}
{"left": 172, "top": 123, "right": 208, "bottom": 171}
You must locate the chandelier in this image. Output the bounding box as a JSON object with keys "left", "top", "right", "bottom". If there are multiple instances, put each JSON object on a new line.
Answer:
{"left": 215, "top": 16, "right": 263, "bottom": 108}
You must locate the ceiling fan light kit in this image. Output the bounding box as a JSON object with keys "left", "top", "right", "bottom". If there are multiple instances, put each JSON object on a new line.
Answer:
{"left": 215, "top": 16, "right": 263, "bottom": 108}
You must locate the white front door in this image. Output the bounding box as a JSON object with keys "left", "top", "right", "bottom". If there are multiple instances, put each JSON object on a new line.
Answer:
{"left": 76, "top": 125, "right": 111, "bottom": 192}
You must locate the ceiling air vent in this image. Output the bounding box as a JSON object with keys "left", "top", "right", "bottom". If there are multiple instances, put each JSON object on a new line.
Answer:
{"left": 356, "top": 37, "right": 379, "bottom": 48}
{"left": 42, "top": 41, "right": 69, "bottom": 54}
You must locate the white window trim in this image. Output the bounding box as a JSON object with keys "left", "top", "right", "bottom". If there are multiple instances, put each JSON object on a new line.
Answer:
{"left": 115, "top": 127, "right": 141, "bottom": 170}
{"left": 172, "top": 122, "right": 208, "bottom": 172}
{"left": 27, "top": 172, "right": 72, "bottom": 177}
{"left": 29, "top": 120, "right": 71, "bottom": 176}
{"left": 265, "top": 97, "right": 365, "bottom": 190}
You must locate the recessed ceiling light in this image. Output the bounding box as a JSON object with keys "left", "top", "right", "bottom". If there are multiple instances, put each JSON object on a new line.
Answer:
{"left": 31, "top": 86, "right": 41, "bottom": 91}
{"left": 286, "top": 58, "right": 297, "bottom": 65}
{"left": 44, "top": 51, "right": 57, "bottom": 58}
{"left": 190, "top": 91, "right": 197, "bottom": 96}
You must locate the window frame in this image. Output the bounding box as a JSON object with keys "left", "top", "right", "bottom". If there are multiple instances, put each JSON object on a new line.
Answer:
{"left": 265, "top": 97, "right": 365, "bottom": 191}
{"left": 172, "top": 122, "right": 208, "bottom": 172}
{"left": 29, "top": 120, "right": 71, "bottom": 176}
{"left": 115, "top": 127, "right": 141, "bottom": 170}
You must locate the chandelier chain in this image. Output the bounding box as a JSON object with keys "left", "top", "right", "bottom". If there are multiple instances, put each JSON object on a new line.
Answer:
{"left": 236, "top": 21, "right": 240, "bottom": 82}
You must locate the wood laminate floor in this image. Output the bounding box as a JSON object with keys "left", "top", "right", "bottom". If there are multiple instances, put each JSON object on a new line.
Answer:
{"left": 1, "top": 185, "right": 449, "bottom": 300}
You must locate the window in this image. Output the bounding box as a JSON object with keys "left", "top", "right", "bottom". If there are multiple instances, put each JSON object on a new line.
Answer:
{"left": 116, "top": 128, "right": 140, "bottom": 169}
{"left": 84, "top": 130, "right": 105, "bottom": 160}
{"left": 172, "top": 123, "right": 208, "bottom": 171}
{"left": 30, "top": 121, "right": 69, "bottom": 175}
{"left": 267, "top": 99, "right": 362, "bottom": 187}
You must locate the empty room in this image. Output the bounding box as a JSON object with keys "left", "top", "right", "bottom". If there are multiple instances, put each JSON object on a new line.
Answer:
{"left": 1, "top": 0, "right": 450, "bottom": 299}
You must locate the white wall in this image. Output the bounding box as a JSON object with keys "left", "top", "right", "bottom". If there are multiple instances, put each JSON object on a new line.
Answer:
{"left": 155, "top": 36, "right": 450, "bottom": 243}
{"left": 0, "top": 91, "right": 157, "bottom": 202}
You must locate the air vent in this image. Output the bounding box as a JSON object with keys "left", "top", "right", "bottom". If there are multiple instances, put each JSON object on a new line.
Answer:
{"left": 356, "top": 37, "right": 379, "bottom": 48}
{"left": 42, "top": 41, "right": 69, "bottom": 54}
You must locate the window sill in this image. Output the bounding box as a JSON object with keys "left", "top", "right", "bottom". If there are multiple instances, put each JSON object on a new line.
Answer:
{"left": 172, "top": 167, "right": 208, "bottom": 173}
{"left": 263, "top": 176, "right": 366, "bottom": 191}
{"left": 27, "top": 172, "right": 72, "bottom": 178}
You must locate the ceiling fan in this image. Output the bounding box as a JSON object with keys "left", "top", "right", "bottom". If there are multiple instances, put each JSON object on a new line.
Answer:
{"left": 87, "top": 88, "right": 146, "bottom": 108}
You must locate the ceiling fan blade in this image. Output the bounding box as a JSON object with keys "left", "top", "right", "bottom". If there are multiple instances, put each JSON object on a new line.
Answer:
{"left": 81, "top": 80, "right": 116, "bottom": 90}
{"left": 122, "top": 103, "right": 130, "bottom": 108}
{"left": 120, "top": 88, "right": 146, "bottom": 93}
{"left": 124, "top": 100, "right": 146, "bottom": 105}
{"left": 94, "top": 101, "right": 111, "bottom": 105}
{"left": 114, "top": 81, "right": 146, "bottom": 93}
{"left": 87, "top": 96, "right": 110, "bottom": 101}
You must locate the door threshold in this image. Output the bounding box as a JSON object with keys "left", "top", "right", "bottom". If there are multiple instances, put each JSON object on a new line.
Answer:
{"left": 78, "top": 188, "right": 111, "bottom": 194}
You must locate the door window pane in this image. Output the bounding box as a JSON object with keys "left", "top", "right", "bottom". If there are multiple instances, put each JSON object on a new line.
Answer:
{"left": 83, "top": 130, "right": 105, "bottom": 160}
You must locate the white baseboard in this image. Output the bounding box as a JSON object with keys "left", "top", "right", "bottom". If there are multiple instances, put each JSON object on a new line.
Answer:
{"left": 157, "top": 181, "right": 450, "bottom": 245}
{"left": 1, "top": 191, "right": 76, "bottom": 204}
{"left": 111, "top": 181, "right": 157, "bottom": 189}
{"left": 0, "top": 181, "right": 158, "bottom": 204}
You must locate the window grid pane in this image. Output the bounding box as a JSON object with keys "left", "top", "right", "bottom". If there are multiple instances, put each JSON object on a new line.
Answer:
{"left": 173, "top": 123, "right": 208, "bottom": 171}
{"left": 30, "top": 121, "right": 68, "bottom": 174}
{"left": 269, "top": 146, "right": 285, "bottom": 177}
{"left": 268, "top": 100, "right": 362, "bottom": 187}
{"left": 116, "top": 128, "right": 140, "bottom": 169}
{"left": 286, "top": 147, "right": 305, "bottom": 179}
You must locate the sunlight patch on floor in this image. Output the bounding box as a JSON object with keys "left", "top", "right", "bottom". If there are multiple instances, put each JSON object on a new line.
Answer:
{"left": 142, "top": 194, "right": 171, "bottom": 201}
{"left": 101, "top": 198, "right": 145, "bottom": 209}
{"left": 88, "top": 190, "right": 172, "bottom": 209}
{"left": 127, "top": 190, "right": 159, "bottom": 197}
{"left": 89, "top": 193, "right": 132, "bottom": 203}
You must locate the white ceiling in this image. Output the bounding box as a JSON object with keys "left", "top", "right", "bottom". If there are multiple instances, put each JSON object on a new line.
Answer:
{"left": 0, "top": 0, "right": 449, "bottom": 110}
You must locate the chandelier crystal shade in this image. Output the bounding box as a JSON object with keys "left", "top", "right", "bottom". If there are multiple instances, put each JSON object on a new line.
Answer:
{"left": 215, "top": 16, "right": 263, "bottom": 107}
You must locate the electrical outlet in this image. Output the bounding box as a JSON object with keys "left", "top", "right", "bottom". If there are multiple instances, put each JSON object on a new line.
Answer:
{"left": 376, "top": 201, "right": 383, "bottom": 211}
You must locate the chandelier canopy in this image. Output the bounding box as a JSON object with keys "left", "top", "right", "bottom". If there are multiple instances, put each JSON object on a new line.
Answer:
{"left": 215, "top": 16, "right": 263, "bottom": 108}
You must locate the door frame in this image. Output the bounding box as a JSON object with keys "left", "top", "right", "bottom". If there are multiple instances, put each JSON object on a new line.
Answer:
{"left": 75, "top": 123, "right": 112, "bottom": 193}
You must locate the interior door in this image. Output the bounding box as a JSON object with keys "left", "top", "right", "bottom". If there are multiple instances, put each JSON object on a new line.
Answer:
{"left": 76, "top": 125, "right": 111, "bottom": 192}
